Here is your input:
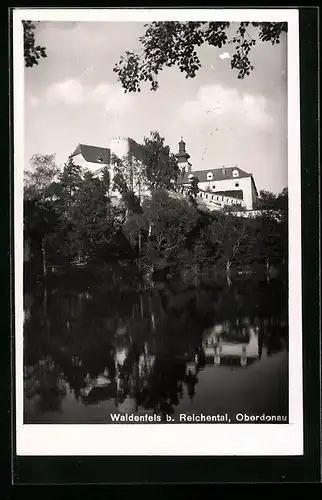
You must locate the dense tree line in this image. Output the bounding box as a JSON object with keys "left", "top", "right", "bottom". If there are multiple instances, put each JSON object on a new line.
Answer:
{"left": 24, "top": 131, "right": 288, "bottom": 285}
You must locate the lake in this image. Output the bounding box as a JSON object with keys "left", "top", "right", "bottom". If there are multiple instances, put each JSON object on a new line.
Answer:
{"left": 23, "top": 268, "right": 289, "bottom": 424}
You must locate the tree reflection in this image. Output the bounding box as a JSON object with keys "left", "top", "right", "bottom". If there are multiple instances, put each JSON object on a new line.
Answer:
{"left": 24, "top": 356, "right": 67, "bottom": 413}
{"left": 23, "top": 271, "right": 288, "bottom": 420}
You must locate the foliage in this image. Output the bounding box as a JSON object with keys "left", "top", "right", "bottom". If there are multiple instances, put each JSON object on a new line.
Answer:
{"left": 53, "top": 157, "right": 84, "bottom": 218}
{"left": 23, "top": 21, "right": 47, "bottom": 68}
{"left": 252, "top": 188, "right": 288, "bottom": 267}
{"left": 24, "top": 147, "right": 288, "bottom": 284}
{"left": 24, "top": 197, "right": 61, "bottom": 277}
{"left": 140, "top": 131, "right": 179, "bottom": 190}
{"left": 101, "top": 166, "right": 111, "bottom": 196}
{"left": 136, "top": 190, "right": 200, "bottom": 269}
{"left": 24, "top": 198, "right": 59, "bottom": 242}
{"left": 209, "top": 212, "right": 253, "bottom": 271}
{"left": 255, "top": 188, "right": 288, "bottom": 211}
{"left": 189, "top": 176, "right": 199, "bottom": 196}
{"left": 114, "top": 21, "right": 287, "bottom": 92}
{"left": 112, "top": 152, "right": 146, "bottom": 199}
{"left": 71, "top": 172, "right": 124, "bottom": 262}
{"left": 121, "top": 191, "right": 142, "bottom": 214}
{"left": 24, "top": 153, "right": 59, "bottom": 200}
{"left": 111, "top": 131, "right": 178, "bottom": 199}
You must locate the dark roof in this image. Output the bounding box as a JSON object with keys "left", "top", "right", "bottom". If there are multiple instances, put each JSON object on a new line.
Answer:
{"left": 71, "top": 144, "right": 111, "bottom": 165}
{"left": 177, "top": 166, "right": 252, "bottom": 184}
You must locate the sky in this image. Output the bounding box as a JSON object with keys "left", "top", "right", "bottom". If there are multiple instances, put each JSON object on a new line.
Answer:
{"left": 24, "top": 20, "right": 288, "bottom": 194}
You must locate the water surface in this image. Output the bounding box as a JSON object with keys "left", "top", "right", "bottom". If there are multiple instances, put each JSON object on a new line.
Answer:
{"left": 23, "top": 270, "right": 288, "bottom": 423}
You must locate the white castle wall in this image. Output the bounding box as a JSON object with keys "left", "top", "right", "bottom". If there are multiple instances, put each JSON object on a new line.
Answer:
{"left": 172, "top": 185, "right": 246, "bottom": 212}
{"left": 72, "top": 153, "right": 106, "bottom": 174}
{"left": 198, "top": 176, "right": 254, "bottom": 210}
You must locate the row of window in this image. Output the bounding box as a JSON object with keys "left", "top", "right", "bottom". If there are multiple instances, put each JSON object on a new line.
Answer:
{"left": 205, "top": 182, "right": 240, "bottom": 189}
{"left": 188, "top": 174, "right": 240, "bottom": 188}
{"left": 198, "top": 192, "right": 242, "bottom": 204}
{"left": 175, "top": 187, "right": 242, "bottom": 205}
{"left": 206, "top": 182, "right": 241, "bottom": 189}
{"left": 188, "top": 169, "right": 239, "bottom": 182}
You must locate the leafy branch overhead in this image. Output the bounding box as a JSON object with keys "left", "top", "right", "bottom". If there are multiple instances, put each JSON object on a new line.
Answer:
{"left": 113, "top": 21, "right": 287, "bottom": 92}
{"left": 23, "top": 20, "right": 47, "bottom": 67}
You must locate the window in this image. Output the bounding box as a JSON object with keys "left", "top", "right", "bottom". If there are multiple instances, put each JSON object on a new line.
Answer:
{"left": 207, "top": 172, "right": 213, "bottom": 180}
{"left": 233, "top": 169, "right": 239, "bottom": 177}
{"left": 212, "top": 184, "right": 216, "bottom": 190}
{"left": 235, "top": 181, "right": 239, "bottom": 187}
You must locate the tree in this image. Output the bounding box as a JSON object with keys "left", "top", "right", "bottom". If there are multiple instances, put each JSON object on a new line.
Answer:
{"left": 210, "top": 212, "right": 253, "bottom": 285}
{"left": 138, "top": 190, "right": 199, "bottom": 271}
{"left": 114, "top": 21, "right": 287, "bottom": 92}
{"left": 24, "top": 198, "right": 60, "bottom": 279}
{"left": 254, "top": 189, "right": 278, "bottom": 210}
{"left": 253, "top": 187, "right": 288, "bottom": 279}
{"left": 24, "top": 153, "right": 61, "bottom": 274}
{"left": 189, "top": 176, "right": 199, "bottom": 197}
{"left": 53, "top": 157, "right": 84, "bottom": 219}
{"left": 254, "top": 187, "right": 288, "bottom": 225}
{"left": 23, "top": 21, "right": 47, "bottom": 68}
{"left": 182, "top": 223, "right": 219, "bottom": 286}
{"left": 43, "top": 158, "right": 85, "bottom": 263}
{"left": 139, "top": 131, "right": 179, "bottom": 190}
{"left": 24, "top": 153, "right": 59, "bottom": 200}
{"left": 121, "top": 191, "right": 143, "bottom": 215}
{"left": 112, "top": 152, "right": 146, "bottom": 201}
{"left": 101, "top": 166, "right": 111, "bottom": 198}
{"left": 71, "top": 172, "right": 131, "bottom": 262}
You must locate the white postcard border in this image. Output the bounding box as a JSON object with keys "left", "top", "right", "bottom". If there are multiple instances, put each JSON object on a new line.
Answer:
{"left": 13, "top": 8, "right": 303, "bottom": 456}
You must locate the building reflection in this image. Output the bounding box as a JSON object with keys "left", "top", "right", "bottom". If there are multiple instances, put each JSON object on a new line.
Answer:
{"left": 23, "top": 279, "right": 288, "bottom": 421}
{"left": 201, "top": 320, "right": 260, "bottom": 368}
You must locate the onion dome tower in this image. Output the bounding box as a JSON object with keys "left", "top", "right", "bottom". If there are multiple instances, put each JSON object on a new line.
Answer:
{"left": 175, "top": 138, "right": 192, "bottom": 176}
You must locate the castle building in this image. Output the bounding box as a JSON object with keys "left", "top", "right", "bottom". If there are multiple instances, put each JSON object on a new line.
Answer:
{"left": 70, "top": 136, "right": 150, "bottom": 200}
{"left": 70, "top": 136, "right": 130, "bottom": 179}
{"left": 70, "top": 143, "right": 111, "bottom": 175}
{"left": 176, "top": 139, "right": 258, "bottom": 210}
{"left": 69, "top": 137, "right": 258, "bottom": 210}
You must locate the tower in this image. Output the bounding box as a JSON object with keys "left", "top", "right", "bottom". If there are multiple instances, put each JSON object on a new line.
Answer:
{"left": 175, "top": 138, "right": 192, "bottom": 176}
{"left": 108, "top": 136, "right": 131, "bottom": 191}
{"left": 109, "top": 136, "right": 130, "bottom": 162}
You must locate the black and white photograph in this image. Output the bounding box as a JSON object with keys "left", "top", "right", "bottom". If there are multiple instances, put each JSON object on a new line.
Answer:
{"left": 14, "top": 8, "right": 303, "bottom": 456}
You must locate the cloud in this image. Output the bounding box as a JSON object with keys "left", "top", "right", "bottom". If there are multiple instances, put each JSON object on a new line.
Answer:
{"left": 29, "top": 96, "right": 39, "bottom": 108}
{"left": 44, "top": 78, "right": 134, "bottom": 116}
{"left": 46, "top": 79, "right": 85, "bottom": 104}
{"left": 219, "top": 52, "right": 231, "bottom": 60}
{"left": 176, "top": 84, "right": 274, "bottom": 130}
{"left": 90, "top": 83, "right": 134, "bottom": 115}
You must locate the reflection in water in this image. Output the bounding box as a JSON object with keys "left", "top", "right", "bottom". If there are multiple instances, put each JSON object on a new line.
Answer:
{"left": 203, "top": 323, "right": 260, "bottom": 368}
{"left": 23, "top": 272, "right": 289, "bottom": 423}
